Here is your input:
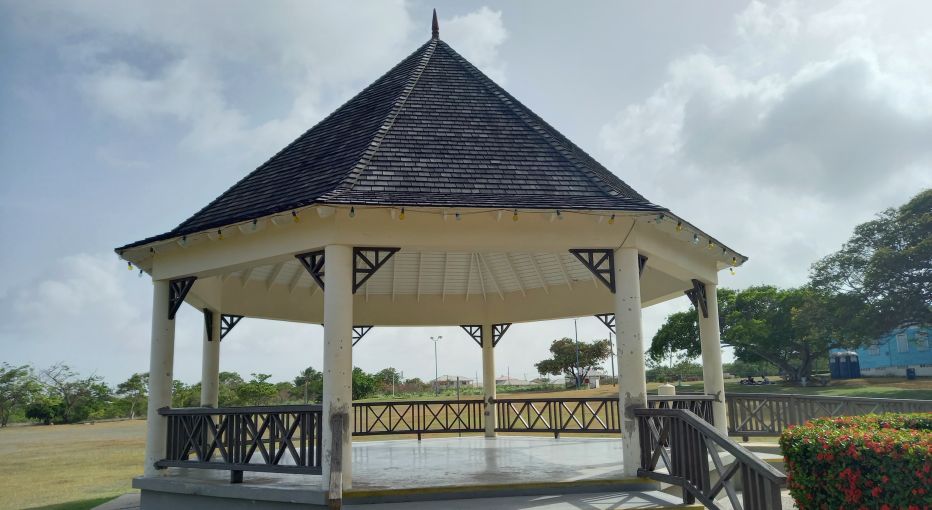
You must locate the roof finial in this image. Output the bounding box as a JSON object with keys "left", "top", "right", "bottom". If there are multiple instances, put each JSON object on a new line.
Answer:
{"left": 431, "top": 9, "right": 439, "bottom": 39}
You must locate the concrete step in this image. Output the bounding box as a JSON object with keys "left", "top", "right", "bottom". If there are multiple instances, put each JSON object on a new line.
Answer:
{"left": 344, "top": 491, "right": 703, "bottom": 509}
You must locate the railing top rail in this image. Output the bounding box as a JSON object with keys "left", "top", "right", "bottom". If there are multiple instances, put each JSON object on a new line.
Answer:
{"left": 729, "top": 393, "right": 932, "bottom": 405}
{"left": 647, "top": 395, "right": 717, "bottom": 402}
{"left": 159, "top": 404, "right": 322, "bottom": 415}
{"left": 635, "top": 407, "right": 786, "bottom": 483}
{"left": 355, "top": 399, "right": 484, "bottom": 406}
{"left": 493, "top": 396, "right": 619, "bottom": 403}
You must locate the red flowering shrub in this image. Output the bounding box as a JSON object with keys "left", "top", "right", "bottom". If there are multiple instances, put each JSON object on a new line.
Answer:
{"left": 780, "top": 413, "right": 932, "bottom": 509}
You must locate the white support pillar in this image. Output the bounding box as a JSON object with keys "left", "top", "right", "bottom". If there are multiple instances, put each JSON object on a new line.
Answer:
{"left": 322, "top": 245, "right": 353, "bottom": 490}
{"left": 699, "top": 282, "right": 728, "bottom": 433}
{"left": 144, "top": 280, "right": 176, "bottom": 477}
{"left": 614, "top": 247, "right": 647, "bottom": 477}
{"left": 200, "top": 309, "right": 222, "bottom": 407}
{"left": 481, "top": 324, "right": 497, "bottom": 438}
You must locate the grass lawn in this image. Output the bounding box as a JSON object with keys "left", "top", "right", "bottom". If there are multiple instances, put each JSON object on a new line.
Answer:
{"left": 1, "top": 378, "right": 927, "bottom": 509}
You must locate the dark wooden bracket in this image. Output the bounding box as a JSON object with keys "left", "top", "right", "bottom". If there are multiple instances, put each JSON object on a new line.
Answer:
{"left": 220, "top": 314, "right": 243, "bottom": 341}
{"left": 461, "top": 325, "right": 482, "bottom": 347}
{"left": 353, "top": 247, "right": 400, "bottom": 293}
{"left": 492, "top": 323, "right": 511, "bottom": 347}
{"left": 168, "top": 277, "right": 197, "bottom": 320}
{"left": 295, "top": 250, "right": 326, "bottom": 289}
{"left": 203, "top": 309, "right": 214, "bottom": 342}
{"left": 569, "top": 249, "right": 615, "bottom": 293}
{"left": 685, "top": 279, "right": 709, "bottom": 318}
{"left": 352, "top": 326, "right": 373, "bottom": 347}
{"left": 595, "top": 313, "right": 616, "bottom": 334}
{"left": 639, "top": 254, "right": 648, "bottom": 277}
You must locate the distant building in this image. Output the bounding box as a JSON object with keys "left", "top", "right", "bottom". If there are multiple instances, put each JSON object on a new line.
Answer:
{"left": 495, "top": 375, "right": 533, "bottom": 386}
{"left": 431, "top": 375, "right": 475, "bottom": 388}
{"left": 849, "top": 325, "right": 931, "bottom": 377}
{"left": 564, "top": 369, "right": 606, "bottom": 389}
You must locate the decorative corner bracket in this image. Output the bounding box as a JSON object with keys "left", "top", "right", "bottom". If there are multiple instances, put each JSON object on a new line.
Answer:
{"left": 595, "top": 313, "right": 616, "bottom": 334}
{"left": 220, "top": 314, "right": 243, "bottom": 341}
{"left": 685, "top": 279, "right": 709, "bottom": 318}
{"left": 168, "top": 277, "right": 197, "bottom": 320}
{"left": 295, "top": 250, "right": 326, "bottom": 290}
{"left": 353, "top": 247, "right": 400, "bottom": 293}
{"left": 638, "top": 254, "right": 648, "bottom": 277}
{"left": 352, "top": 326, "right": 373, "bottom": 347}
{"left": 492, "top": 323, "right": 511, "bottom": 347}
{"left": 461, "top": 325, "right": 483, "bottom": 347}
{"left": 203, "top": 309, "right": 214, "bottom": 342}
{"left": 569, "top": 249, "right": 615, "bottom": 293}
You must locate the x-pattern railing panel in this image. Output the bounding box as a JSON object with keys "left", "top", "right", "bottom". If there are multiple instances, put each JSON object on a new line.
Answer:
{"left": 158, "top": 405, "right": 323, "bottom": 476}
{"left": 728, "top": 393, "right": 932, "bottom": 437}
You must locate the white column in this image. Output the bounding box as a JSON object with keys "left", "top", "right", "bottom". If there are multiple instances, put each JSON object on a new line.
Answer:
{"left": 144, "top": 280, "right": 176, "bottom": 477}
{"left": 481, "top": 325, "right": 497, "bottom": 438}
{"left": 200, "top": 309, "right": 222, "bottom": 407}
{"left": 322, "top": 245, "right": 353, "bottom": 490}
{"left": 699, "top": 282, "right": 728, "bottom": 433}
{"left": 614, "top": 247, "right": 647, "bottom": 477}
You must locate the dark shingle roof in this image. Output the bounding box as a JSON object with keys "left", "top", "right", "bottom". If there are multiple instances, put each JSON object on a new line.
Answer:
{"left": 120, "top": 38, "right": 665, "bottom": 250}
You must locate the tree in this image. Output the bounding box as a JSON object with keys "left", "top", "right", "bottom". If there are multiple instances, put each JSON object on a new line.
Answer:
{"left": 292, "top": 367, "right": 323, "bottom": 403}
{"left": 535, "top": 338, "right": 612, "bottom": 388}
{"left": 116, "top": 373, "right": 148, "bottom": 419}
{"left": 352, "top": 367, "right": 377, "bottom": 400}
{"left": 0, "top": 363, "right": 41, "bottom": 427}
{"left": 810, "top": 189, "right": 932, "bottom": 340}
{"left": 218, "top": 371, "right": 244, "bottom": 406}
{"left": 648, "top": 286, "right": 837, "bottom": 382}
{"left": 236, "top": 373, "right": 278, "bottom": 406}
{"left": 374, "top": 367, "right": 401, "bottom": 390}
{"left": 41, "top": 363, "right": 110, "bottom": 423}
{"left": 171, "top": 380, "right": 199, "bottom": 408}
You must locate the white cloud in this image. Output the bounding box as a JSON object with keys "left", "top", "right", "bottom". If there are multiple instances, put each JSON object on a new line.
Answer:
{"left": 599, "top": 0, "right": 932, "bottom": 289}
{"left": 441, "top": 7, "right": 509, "bottom": 84}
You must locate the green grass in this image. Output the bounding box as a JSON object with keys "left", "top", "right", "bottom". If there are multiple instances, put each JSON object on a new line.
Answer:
{"left": 723, "top": 377, "right": 932, "bottom": 400}
{"left": 25, "top": 497, "right": 116, "bottom": 510}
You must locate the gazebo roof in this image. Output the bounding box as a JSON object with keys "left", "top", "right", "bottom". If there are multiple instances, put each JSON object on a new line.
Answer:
{"left": 120, "top": 30, "right": 665, "bottom": 250}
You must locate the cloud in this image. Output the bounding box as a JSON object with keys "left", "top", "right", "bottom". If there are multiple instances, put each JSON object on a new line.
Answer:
{"left": 441, "top": 7, "right": 509, "bottom": 84}
{"left": 599, "top": 0, "right": 932, "bottom": 288}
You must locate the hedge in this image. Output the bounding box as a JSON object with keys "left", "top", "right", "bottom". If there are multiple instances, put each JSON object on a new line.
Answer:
{"left": 780, "top": 413, "right": 932, "bottom": 510}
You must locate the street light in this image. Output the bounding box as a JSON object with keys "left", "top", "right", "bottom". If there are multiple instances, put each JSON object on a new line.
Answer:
{"left": 431, "top": 335, "right": 443, "bottom": 395}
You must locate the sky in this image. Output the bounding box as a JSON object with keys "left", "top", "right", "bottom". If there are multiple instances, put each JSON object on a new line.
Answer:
{"left": 1, "top": 0, "right": 930, "bottom": 386}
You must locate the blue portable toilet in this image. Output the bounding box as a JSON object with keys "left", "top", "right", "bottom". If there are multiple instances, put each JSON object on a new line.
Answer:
{"left": 830, "top": 353, "right": 841, "bottom": 379}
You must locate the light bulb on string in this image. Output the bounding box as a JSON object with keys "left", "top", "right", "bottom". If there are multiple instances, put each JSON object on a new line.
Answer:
{"left": 676, "top": 221, "right": 683, "bottom": 232}
{"left": 692, "top": 234, "right": 700, "bottom": 245}
{"left": 608, "top": 214, "right": 615, "bottom": 225}
{"left": 399, "top": 208, "right": 405, "bottom": 220}
{"left": 349, "top": 207, "right": 356, "bottom": 218}
{"left": 127, "top": 261, "right": 133, "bottom": 271}
{"left": 732, "top": 256, "right": 738, "bottom": 265}
{"left": 707, "top": 240, "right": 715, "bottom": 250}
{"left": 512, "top": 209, "right": 518, "bottom": 222}
{"left": 656, "top": 213, "right": 665, "bottom": 224}
{"left": 556, "top": 210, "right": 563, "bottom": 220}
{"left": 218, "top": 229, "right": 224, "bottom": 241}
{"left": 138, "top": 269, "right": 144, "bottom": 278}
{"left": 292, "top": 211, "right": 300, "bottom": 223}
{"left": 730, "top": 267, "right": 736, "bottom": 276}
{"left": 251, "top": 219, "right": 258, "bottom": 231}
{"left": 455, "top": 212, "right": 461, "bottom": 221}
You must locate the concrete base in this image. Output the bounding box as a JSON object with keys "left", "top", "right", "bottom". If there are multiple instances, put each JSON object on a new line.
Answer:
{"left": 133, "top": 437, "right": 656, "bottom": 508}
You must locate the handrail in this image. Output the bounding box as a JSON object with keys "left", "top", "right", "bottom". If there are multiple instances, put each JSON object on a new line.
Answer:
{"left": 160, "top": 404, "right": 322, "bottom": 415}
{"left": 635, "top": 407, "right": 785, "bottom": 510}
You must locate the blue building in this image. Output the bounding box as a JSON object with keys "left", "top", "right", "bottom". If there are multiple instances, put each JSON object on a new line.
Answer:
{"left": 849, "top": 325, "right": 932, "bottom": 377}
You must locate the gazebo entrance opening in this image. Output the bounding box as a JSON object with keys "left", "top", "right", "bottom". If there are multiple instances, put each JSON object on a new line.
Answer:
{"left": 118, "top": 12, "right": 782, "bottom": 510}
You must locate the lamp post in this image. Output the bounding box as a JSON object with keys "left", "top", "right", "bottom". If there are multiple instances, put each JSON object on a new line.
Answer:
{"left": 431, "top": 335, "right": 442, "bottom": 395}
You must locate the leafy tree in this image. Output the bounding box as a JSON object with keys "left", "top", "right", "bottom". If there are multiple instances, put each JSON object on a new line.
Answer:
{"left": 41, "top": 363, "right": 110, "bottom": 423}
{"left": 0, "top": 363, "right": 41, "bottom": 427}
{"left": 25, "top": 396, "right": 59, "bottom": 425}
{"left": 810, "top": 189, "right": 932, "bottom": 340}
{"left": 218, "top": 371, "right": 244, "bottom": 406}
{"left": 236, "top": 373, "right": 277, "bottom": 406}
{"left": 649, "top": 286, "right": 836, "bottom": 382}
{"left": 535, "top": 338, "right": 612, "bottom": 388}
{"left": 374, "top": 367, "right": 401, "bottom": 389}
{"left": 171, "top": 380, "right": 200, "bottom": 408}
{"left": 292, "top": 367, "right": 323, "bottom": 403}
{"left": 116, "top": 372, "right": 148, "bottom": 419}
{"left": 352, "top": 367, "right": 377, "bottom": 400}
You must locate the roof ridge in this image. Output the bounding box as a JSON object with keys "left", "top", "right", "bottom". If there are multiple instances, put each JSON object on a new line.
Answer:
{"left": 168, "top": 41, "right": 436, "bottom": 236}
{"left": 322, "top": 39, "right": 439, "bottom": 201}
{"left": 435, "top": 41, "right": 654, "bottom": 206}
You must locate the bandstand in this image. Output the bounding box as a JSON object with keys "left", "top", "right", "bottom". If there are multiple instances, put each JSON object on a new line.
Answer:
{"left": 116, "top": 12, "right": 784, "bottom": 510}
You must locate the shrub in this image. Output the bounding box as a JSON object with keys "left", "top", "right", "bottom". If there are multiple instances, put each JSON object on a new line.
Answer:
{"left": 780, "top": 413, "right": 932, "bottom": 509}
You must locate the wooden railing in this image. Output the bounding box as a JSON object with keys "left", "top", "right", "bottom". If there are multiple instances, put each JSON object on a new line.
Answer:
{"left": 353, "top": 395, "right": 715, "bottom": 438}
{"left": 636, "top": 408, "right": 786, "bottom": 510}
{"left": 727, "top": 393, "right": 932, "bottom": 438}
{"left": 158, "top": 405, "right": 323, "bottom": 481}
